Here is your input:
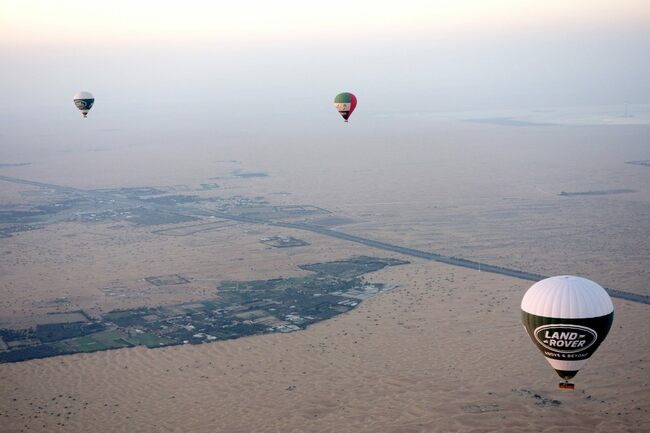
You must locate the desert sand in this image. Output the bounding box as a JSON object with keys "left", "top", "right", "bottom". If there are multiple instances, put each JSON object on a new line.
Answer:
{"left": 1, "top": 117, "right": 649, "bottom": 432}
{"left": 1, "top": 260, "right": 648, "bottom": 433}
{"left": 0, "top": 214, "right": 402, "bottom": 326}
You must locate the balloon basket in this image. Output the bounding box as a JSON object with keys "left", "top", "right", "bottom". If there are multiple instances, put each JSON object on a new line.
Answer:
{"left": 559, "top": 382, "right": 575, "bottom": 390}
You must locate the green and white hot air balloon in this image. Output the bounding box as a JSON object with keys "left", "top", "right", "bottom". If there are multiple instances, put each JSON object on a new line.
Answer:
{"left": 73, "top": 91, "right": 95, "bottom": 118}
{"left": 333, "top": 92, "right": 357, "bottom": 122}
{"left": 521, "top": 276, "right": 614, "bottom": 389}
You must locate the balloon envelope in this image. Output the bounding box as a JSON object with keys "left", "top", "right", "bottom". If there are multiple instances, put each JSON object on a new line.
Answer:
{"left": 334, "top": 92, "right": 357, "bottom": 122}
{"left": 73, "top": 91, "right": 95, "bottom": 118}
{"left": 521, "top": 276, "right": 613, "bottom": 382}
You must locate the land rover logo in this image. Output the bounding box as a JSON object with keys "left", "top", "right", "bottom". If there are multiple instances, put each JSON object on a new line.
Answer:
{"left": 534, "top": 324, "right": 598, "bottom": 354}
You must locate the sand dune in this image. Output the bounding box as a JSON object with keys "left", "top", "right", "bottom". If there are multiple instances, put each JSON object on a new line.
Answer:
{"left": 2, "top": 121, "right": 649, "bottom": 431}
{"left": 1, "top": 261, "right": 648, "bottom": 432}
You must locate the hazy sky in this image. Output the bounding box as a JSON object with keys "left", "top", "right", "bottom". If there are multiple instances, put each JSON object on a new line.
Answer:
{"left": 1, "top": 0, "right": 649, "bottom": 120}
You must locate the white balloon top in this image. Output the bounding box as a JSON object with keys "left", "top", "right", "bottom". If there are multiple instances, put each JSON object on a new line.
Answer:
{"left": 73, "top": 91, "right": 94, "bottom": 100}
{"left": 521, "top": 275, "right": 614, "bottom": 319}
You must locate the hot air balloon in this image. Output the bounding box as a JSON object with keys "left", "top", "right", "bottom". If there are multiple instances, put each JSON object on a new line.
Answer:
{"left": 334, "top": 92, "right": 357, "bottom": 122}
{"left": 73, "top": 91, "right": 95, "bottom": 118}
{"left": 521, "top": 276, "right": 613, "bottom": 389}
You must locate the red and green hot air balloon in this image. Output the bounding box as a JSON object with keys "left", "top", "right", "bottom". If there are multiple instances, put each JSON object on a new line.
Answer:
{"left": 334, "top": 92, "right": 357, "bottom": 122}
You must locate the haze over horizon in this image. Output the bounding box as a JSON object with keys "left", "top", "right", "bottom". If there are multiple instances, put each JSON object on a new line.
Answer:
{"left": 1, "top": 0, "right": 649, "bottom": 125}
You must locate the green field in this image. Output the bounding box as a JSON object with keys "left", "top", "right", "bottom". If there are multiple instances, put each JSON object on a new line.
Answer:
{"left": 58, "top": 330, "right": 134, "bottom": 353}
{"left": 124, "top": 333, "right": 175, "bottom": 348}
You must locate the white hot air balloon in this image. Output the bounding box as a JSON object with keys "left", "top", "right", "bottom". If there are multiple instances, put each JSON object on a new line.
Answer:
{"left": 73, "top": 91, "right": 95, "bottom": 118}
{"left": 521, "top": 275, "right": 614, "bottom": 389}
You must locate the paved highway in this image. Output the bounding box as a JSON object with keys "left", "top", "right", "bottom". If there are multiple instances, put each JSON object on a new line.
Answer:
{"left": 206, "top": 210, "right": 650, "bottom": 305}
{"left": 1, "top": 174, "right": 647, "bottom": 305}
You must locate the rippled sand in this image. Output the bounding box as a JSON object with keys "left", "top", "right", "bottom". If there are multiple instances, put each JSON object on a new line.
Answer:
{"left": 1, "top": 261, "right": 647, "bottom": 433}
{"left": 2, "top": 119, "right": 649, "bottom": 432}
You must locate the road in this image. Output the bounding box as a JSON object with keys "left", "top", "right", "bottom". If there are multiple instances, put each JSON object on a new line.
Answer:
{"left": 1, "top": 174, "right": 648, "bottom": 305}
{"left": 204, "top": 210, "right": 650, "bottom": 305}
